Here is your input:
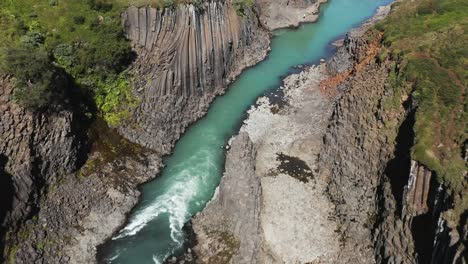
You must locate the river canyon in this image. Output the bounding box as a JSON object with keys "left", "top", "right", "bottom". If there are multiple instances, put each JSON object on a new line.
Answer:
{"left": 0, "top": 0, "right": 466, "bottom": 264}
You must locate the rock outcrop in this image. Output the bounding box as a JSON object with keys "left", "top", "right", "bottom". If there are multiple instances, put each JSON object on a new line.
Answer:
{"left": 119, "top": 1, "right": 269, "bottom": 153}
{"left": 0, "top": 76, "right": 86, "bottom": 261}
{"left": 318, "top": 5, "right": 466, "bottom": 264}
{"left": 256, "top": 0, "right": 327, "bottom": 30}
{"left": 0, "top": 76, "right": 160, "bottom": 264}
{"left": 192, "top": 60, "right": 340, "bottom": 263}
{"left": 0, "top": 76, "right": 85, "bottom": 227}
{"left": 193, "top": 132, "right": 262, "bottom": 264}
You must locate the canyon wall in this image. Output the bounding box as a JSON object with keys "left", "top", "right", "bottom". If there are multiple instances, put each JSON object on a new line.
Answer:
{"left": 318, "top": 9, "right": 467, "bottom": 264}
{"left": 0, "top": 76, "right": 160, "bottom": 264}
{"left": 0, "top": 76, "right": 85, "bottom": 225}
{"left": 0, "top": 76, "right": 86, "bottom": 260}
{"left": 118, "top": 0, "right": 269, "bottom": 153}
{"left": 192, "top": 132, "right": 263, "bottom": 264}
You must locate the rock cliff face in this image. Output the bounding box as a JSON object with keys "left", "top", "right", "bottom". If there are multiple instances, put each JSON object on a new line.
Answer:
{"left": 318, "top": 8, "right": 466, "bottom": 264}
{"left": 1, "top": 75, "right": 160, "bottom": 264}
{"left": 193, "top": 132, "right": 262, "bottom": 264}
{"left": 0, "top": 76, "right": 85, "bottom": 262}
{"left": 119, "top": 0, "right": 269, "bottom": 153}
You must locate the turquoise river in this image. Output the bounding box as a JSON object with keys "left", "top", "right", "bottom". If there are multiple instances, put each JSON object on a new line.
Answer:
{"left": 100, "top": 0, "right": 393, "bottom": 263}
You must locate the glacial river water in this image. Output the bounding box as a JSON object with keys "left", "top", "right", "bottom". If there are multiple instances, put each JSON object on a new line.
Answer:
{"left": 99, "top": 0, "right": 393, "bottom": 263}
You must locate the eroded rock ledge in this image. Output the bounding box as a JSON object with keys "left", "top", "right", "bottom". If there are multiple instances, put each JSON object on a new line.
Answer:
{"left": 256, "top": 0, "right": 327, "bottom": 30}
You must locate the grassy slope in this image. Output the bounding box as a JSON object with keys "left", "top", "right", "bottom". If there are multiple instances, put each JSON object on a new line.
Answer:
{"left": 376, "top": 0, "right": 467, "bottom": 223}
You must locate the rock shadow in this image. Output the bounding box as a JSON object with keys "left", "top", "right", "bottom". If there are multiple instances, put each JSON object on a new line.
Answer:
{"left": 0, "top": 154, "right": 14, "bottom": 263}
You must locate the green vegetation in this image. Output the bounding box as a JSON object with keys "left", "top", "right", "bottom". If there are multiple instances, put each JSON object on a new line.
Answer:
{"left": 0, "top": 0, "right": 138, "bottom": 124}
{"left": 78, "top": 118, "right": 150, "bottom": 178}
{"left": 0, "top": 47, "right": 67, "bottom": 110}
{"left": 376, "top": 0, "right": 467, "bottom": 218}
{"left": 233, "top": 0, "right": 254, "bottom": 16}
{"left": 5, "top": 243, "right": 17, "bottom": 264}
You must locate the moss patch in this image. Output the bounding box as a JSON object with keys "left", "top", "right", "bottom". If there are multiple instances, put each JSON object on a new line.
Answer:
{"left": 276, "top": 153, "right": 314, "bottom": 183}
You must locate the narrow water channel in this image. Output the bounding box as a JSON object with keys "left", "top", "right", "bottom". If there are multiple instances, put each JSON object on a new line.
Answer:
{"left": 100, "top": 0, "right": 392, "bottom": 263}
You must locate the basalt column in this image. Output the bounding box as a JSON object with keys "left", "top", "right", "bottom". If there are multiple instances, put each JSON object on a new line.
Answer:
{"left": 119, "top": 1, "right": 269, "bottom": 153}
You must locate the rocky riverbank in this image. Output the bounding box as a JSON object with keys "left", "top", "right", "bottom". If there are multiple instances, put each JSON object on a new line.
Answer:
{"left": 256, "top": 0, "right": 327, "bottom": 30}
{"left": 192, "top": 61, "right": 339, "bottom": 263}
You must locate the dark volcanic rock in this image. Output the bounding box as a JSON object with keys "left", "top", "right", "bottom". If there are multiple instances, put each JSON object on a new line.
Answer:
{"left": 192, "top": 132, "right": 262, "bottom": 264}
{"left": 0, "top": 75, "right": 85, "bottom": 233}
{"left": 0, "top": 75, "right": 87, "bottom": 262}
{"left": 318, "top": 5, "right": 466, "bottom": 263}
{"left": 118, "top": 1, "right": 270, "bottom": 153}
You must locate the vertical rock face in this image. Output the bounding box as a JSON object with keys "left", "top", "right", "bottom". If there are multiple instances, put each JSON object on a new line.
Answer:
{"left": 403, "top": 161, "right": 434, "bottom": 216}
{"left": 1, "top": 75, "right": 160, "bottom": 264}
{"left": 192, "top": 132, "right": 263, "bottom": 264}
{"left": 318, "top": 11, "right": 466, "bottom": 264}
{"left": 320, "top": 50, "right": 399, "bottom": 264}
{"left": 0, "top": 76, "right": 84, "bottom": 229}
{"left": 119, "top": 1, "right": 269, "bottom": 152}
{"left": 0, "top": 76, "right": 86, "bottom": 260}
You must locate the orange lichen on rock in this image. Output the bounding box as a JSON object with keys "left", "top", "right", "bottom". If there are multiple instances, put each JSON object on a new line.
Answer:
{"left": 320, "top": 32, "right": 384, "bottom": 97}
{"left": 319, "top": 71, "right": 351, "bottom": 97}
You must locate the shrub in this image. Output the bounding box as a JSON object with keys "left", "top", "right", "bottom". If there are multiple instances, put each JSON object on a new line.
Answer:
{"left": 53, "top": 43, "right": 75, "bottom": 68}
{"left": 73, "top": 16, "right": 86, "bottom": 25}
{"left": 233, "top": 0, "right": 254, "bottom": 17}
{"left": 87, "top": 0, "right": 113, "bottom": 12}
{"left": 0, "top": 47, "right": 65, "bottom": 110}
{"left": 19, "top": 32, "right": 45, "bottom": 48}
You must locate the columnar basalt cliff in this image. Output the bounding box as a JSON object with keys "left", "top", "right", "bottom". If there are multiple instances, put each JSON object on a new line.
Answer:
{"left": 0, "top": 76, "right": 85, "bottom": 224}
{"left": 318, "top": 8, "right": 467, "bottom": 264}
{"left": 0, "top": 76, "right": 86, "bottom": 262}
{"left": 119, "top": 1, "right": 269, "bottom": 152}
{"left": 0, "top": 76, "right": 160, "bottom": 264}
